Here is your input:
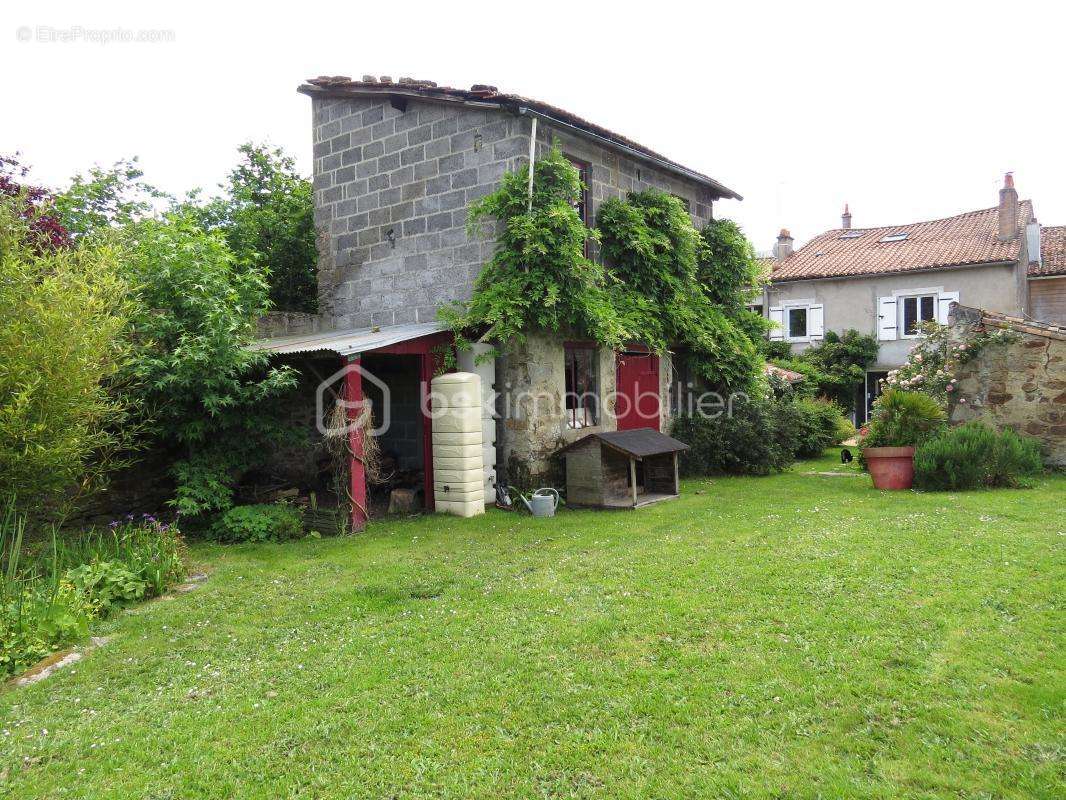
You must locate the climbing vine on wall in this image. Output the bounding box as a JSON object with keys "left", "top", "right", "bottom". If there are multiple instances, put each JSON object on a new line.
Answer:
{"left": 597, "top": 192, "right": 766, "bottom": 389}
{"left": 882, "top": 321, "right": 1017, "bottom": 406}
{"left": 442, "top": 143, "right": 765, "bottom": 390}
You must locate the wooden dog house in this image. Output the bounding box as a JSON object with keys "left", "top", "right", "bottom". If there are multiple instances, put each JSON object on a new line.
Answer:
{"left": 557, "top": 428, "right": 689, "bottom": 509}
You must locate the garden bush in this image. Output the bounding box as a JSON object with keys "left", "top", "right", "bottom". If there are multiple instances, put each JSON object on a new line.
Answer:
{"left": 0, "top": 195, "right": 134, "bottom": 516}
{"left": 210, "top": 503, "right": 304, "bottom": 543}
{"left": 788, "top": 398, "right": 849, "bottom": 458}
{"left": 672, "top": 392, "right": 850, "bottom": 476}
{"left": 914, "top": 422, "right": 1043, "bottom": 490}
{"left": 861, "top": 389, "right": 945, "bottom": 450}
{"left": 1, "top": 504, "right": 186, "bottom": 677}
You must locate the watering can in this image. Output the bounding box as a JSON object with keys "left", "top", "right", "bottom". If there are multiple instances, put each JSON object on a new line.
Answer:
{"left": 519, "top": 488, "right": 560, "bottom": 518}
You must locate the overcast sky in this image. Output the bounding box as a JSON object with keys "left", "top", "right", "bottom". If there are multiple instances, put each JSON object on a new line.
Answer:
{"left": 3, "top": 0, "right": 1063, "bottom": 252}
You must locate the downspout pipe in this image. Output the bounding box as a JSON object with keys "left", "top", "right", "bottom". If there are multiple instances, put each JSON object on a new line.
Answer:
{"left": 526, "top": 115, "right": 537, "bottom": 212}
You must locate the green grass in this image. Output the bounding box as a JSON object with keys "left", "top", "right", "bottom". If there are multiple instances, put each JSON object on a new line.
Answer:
{"left": 2, "top": 451, "right": 1063, "bottom": 798}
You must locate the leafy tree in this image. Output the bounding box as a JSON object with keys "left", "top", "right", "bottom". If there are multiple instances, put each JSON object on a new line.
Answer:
{"left": 799, "top": 329, "right": 879, "bottom": 411}
{"left": 119, "top": 210, "right": 297, "bottom": 518}
{"left": 52, "top": 157, "right": 167, "bottom": 238}
{"left": 0, "top": 154, "right": 70, "bottom": 249}
{"left": 0, "top": 195, "right": 132, "bottom": 515}
{"left": 192, "top": 144, "right": 318, "bottom": 313}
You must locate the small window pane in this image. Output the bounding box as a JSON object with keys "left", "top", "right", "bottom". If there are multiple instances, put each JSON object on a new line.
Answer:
{"left": 903, "top": 296, "right": 918, "bottom": 335}
{"left": 920, "top": 295, "right": 935, "bottom": 323}
{"left": 564, "top": 346, "right": 597, "bottom": 428}
{"left": 788, "top": 307, "right": 808, "bottom": 338}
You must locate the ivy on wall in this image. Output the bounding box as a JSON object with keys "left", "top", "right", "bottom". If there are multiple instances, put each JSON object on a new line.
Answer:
{"left": 442, "top": 143, "right": 766, "bottom": 390}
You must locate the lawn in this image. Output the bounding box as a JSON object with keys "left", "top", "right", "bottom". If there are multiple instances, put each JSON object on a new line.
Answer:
{"left": 2, "top": 451, "right": 1063, "bottom": 798}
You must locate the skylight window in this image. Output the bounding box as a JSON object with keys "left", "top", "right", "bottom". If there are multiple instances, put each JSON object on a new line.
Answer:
{"left": 880, "top": 232, "right": 909, "bottom": 243}
{"left": 839, "top": 230, "right": 863, "bottom": 239}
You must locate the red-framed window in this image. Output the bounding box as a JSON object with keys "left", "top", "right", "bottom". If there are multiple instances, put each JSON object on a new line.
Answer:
{"left": 564, "top": 342, "right": 598, "bottom": 429}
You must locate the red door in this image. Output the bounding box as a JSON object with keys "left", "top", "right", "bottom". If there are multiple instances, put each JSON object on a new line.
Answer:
{"left": 615, "top": 351, "right": 661, "bottom": 431}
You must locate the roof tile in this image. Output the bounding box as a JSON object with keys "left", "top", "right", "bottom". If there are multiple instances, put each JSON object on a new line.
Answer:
{"left": 1034, "top": 225, "right": 1066, "bottom": 277}
{"left": 771, "top": 201, "right": 1033, "bottom": 282}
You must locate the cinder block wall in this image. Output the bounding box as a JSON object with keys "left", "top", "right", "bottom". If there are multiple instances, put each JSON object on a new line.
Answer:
{"left": 310, "top": 95, "right": 716, "bottom": 331}
{"left": 311, "top": 94, "right": 715, "bottom": 483}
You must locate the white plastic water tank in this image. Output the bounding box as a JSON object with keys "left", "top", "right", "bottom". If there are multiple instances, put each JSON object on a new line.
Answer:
{"left": 431, "top": 372, "right": 485, "bottom": 517}
{"left": 457, "top": 343, "right": 497, "bottom": 503}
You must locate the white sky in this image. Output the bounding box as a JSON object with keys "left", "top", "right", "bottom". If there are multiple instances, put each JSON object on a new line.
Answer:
{"left": 3, "top": 0, "right": 1063, "bottom": 251}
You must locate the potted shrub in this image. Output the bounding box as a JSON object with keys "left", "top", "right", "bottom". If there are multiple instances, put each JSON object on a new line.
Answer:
{"left": 860, "top": 389, "right": 945, "bottom": 489}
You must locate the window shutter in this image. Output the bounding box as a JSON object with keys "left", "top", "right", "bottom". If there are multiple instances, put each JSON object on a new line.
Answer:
{"left": 937, "top": 291, "right": 959, "bottom": 325}
{"left": 768, "top": 307, "right": 784, "bottom": 341}
{"left": 878, "top": 296, "right": 897, "bottom": 340}
{"left": 808, "top": 304, "right": 824, "bottom": 339}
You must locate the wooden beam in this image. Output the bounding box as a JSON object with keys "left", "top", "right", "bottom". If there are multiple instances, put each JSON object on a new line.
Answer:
{"left": 673, "top": 451, "right": 679, "bottom": 495}
{"left": 630, "top": 457, "right": 638, "bottom": 507}
{"left": 345, "top": 355, "right": 367, "bottom": 532}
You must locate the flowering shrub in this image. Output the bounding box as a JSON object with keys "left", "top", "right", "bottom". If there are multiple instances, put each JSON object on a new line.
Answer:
{"left": 882, "top": 322, "right": 1016, "bottom": 405}
{"left": 1, "top": 506, "right": 186, "bottom": 678}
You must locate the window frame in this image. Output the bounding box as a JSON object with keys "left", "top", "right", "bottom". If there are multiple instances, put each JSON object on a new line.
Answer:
{"left": 563, "top": 342, "right": 599, "bottom": 430}
{"left": 785, "top": 305, "right": 810, "bottom": 342}
{"left": 566, "top": 155, "right": 591, "bottom": 257}
{"left": 898, "top": 292, "right": 937, "bottom": 338}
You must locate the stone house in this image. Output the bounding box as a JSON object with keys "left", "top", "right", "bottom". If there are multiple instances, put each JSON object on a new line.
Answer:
{"left": 948, "top": 304, "right": 1066, "bottom": 466}
{"left": 763, "top": 175, "right": 1066, "bottom": 423}
{"left": 255, "top": 75, "right": 741, "bottom": 526}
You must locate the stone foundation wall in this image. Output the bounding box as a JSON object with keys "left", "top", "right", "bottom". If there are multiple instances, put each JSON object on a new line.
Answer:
{"left": 949, "top": 320, "right": 1066, "bottom": 466}
{"left": 498, "top": 332, "right": 673, "bottom": 482}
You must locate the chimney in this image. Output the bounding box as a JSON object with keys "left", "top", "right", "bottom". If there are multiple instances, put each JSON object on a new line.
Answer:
{"left": 1026, "top": 217, "right": 1042, "bottom": 268}
{"left": 998, "top": 172, "right": 1018, "bottom": 241}
{"left": 841, "top": 203, "right": 852, "bottom": 230}
{"left": 773, "top": 228, "right": 794, "bottom": 260}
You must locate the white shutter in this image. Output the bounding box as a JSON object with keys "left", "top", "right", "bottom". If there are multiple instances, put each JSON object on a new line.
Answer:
{"left": 808, "top": 304, "right": 824, "bottom": 339}
{"left": 937, "top": 291, "right": 959, "bottom": 325}
{"left": 768, "top": 307, "right": 784, "bottom": 341}
{"left": 878, "top": 296, "right": 897, "bottom": 341}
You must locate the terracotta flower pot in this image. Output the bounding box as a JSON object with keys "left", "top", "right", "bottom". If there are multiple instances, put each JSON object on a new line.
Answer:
{"left": 864, "top": 446, "right": 915, "bottom": 490}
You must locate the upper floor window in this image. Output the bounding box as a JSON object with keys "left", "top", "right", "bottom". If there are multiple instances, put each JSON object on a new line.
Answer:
{"left": 877, "top": 289, "right": 957, "bottom": 341}
{"left": 901, "top": 294, "right": 936, "bottom": 337}
{"left": 768, "top": 302, "right": 824, "bottom": 343}
{"left": 788, "top": 307, "right": 808, "bottom": 340}
{"left": 564, "top": 343, "right": 598, "bottom": 429}
{"left": 566, "top": 156, "right": 590, "bottom": 226}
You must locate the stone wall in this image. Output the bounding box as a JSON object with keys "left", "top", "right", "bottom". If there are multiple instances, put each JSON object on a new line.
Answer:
{"left": 497, "top": 332, "right": 674, "bottom": 482}
{"left": 949, "top": 313, "right": 1066, "bottom": 466}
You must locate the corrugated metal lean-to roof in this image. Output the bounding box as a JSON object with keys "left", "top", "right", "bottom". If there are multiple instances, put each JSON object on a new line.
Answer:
{"left": 249, "top": 321, "right": 448, "bottom": 357}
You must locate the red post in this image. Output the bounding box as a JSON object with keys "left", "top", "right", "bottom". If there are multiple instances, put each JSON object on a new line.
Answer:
{"left": 421, "top": 352, "right": 436, "bottom": 511}
{"left": 345, "top": 355, "right": 367, "bottom": 532}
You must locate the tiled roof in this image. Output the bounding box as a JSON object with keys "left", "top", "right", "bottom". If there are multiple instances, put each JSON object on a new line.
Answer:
{"left": 764, "top": 364, "right": 805, "bottom": 384}
{"left": 1033, "top": 225, "right": 1066, "bottom": 277}
{"left": 951, "top": 303, "right": 1066, "bottom": 340}
{"left": 299, "top": 75, "right": 741, "bottom": 200}
{"left": 770, "top": 201, "right": 1033, "bottom": 282}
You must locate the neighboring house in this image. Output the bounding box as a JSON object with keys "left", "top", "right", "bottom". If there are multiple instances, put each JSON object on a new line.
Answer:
{"left": 1030, "top": 224, "right": 1066, "bottom": 323}
{"left": 254, "top": 75, "right": 740, "bottom": 526}
{"left": 764, "top": 175, "right": 1064, "bottom": 422}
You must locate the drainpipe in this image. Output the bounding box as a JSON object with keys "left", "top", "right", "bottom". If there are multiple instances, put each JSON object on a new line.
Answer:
{"left": 526, "top": 116, "right": 537, "bottom": 212}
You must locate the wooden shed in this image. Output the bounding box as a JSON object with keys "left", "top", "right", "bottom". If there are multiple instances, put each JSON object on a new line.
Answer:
{"left": 557, "top": 428, "right": 689, "bottom": 509}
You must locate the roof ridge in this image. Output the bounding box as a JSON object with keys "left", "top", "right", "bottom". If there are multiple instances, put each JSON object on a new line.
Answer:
{"left": 820, "top": 200, "right": 1031, "bottom": 236}
{"left": 298, "top": 74, "right": 742, "bottom": 200}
